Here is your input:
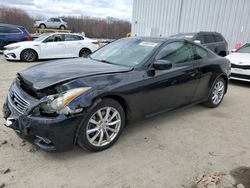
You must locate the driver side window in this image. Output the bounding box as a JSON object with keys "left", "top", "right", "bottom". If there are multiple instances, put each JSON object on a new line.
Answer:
{"left": 45, "top": 35, "right": 63, "bottom": 42}
{"left": 156, "top": 42, "right": 193, "bottom": 64}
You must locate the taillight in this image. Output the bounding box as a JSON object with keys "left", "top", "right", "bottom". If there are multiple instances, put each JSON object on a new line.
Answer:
{"left": 24, "top": 35, "right": 32, "bottom": 41}
{"left": 91, "top": 41, "right": 99, "bottom": 45}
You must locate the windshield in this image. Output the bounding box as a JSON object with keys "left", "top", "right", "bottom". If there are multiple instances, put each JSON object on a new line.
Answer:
{"left": 90, "top": 38, "right": 160, "bottom": 67}
{"left": 34, "top": 33, "right": 50, "bottom": 42}
{"left": 237, "top": 43, "right": 250, "bottom": 53}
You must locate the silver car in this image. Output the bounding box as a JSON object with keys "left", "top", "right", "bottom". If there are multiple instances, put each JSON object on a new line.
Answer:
{"left": 34, "top": 18, "right": 68, "bottom": 30}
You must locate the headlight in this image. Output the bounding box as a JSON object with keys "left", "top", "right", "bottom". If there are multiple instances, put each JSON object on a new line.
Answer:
{"left": 5, "top": 46, "right": 20, "bottom": 51}
{"left": 40, "top": 87, "right": 91, "bottom": 115}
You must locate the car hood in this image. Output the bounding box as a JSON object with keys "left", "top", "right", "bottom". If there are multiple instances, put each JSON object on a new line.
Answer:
{"left": 5, "top": 41, "right": 40, "bottom": 48}
{"left": 18, "top": 58, "right": 133, "bottom": 90}
{"left": 226, "top": 53, "right": 250, "bottom": 65}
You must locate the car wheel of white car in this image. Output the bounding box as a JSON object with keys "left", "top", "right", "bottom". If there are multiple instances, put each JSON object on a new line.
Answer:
{"left": 39, "top": 24, "right": 46, "bottom": 29}
{"left": 79, "top": 48, "right": 91, "bottom": 57}
{"left": 20, "top": 49, "right": 38, "bottom": 62}
{"left": 59, "top": 25, "right": 65, "bottom": 30}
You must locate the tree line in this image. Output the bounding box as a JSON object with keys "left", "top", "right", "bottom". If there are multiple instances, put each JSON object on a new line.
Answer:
{"left": 0, "top": 7, "right": 131, "bottom": 39}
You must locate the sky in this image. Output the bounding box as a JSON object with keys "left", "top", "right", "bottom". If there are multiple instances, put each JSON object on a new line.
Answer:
{"left": 0, "top": 0, "right": 133, "bottom": 20}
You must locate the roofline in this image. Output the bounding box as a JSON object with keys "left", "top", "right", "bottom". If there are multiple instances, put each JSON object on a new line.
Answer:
{"left": 0, "top": 23, "right": 25, "bottom": 28}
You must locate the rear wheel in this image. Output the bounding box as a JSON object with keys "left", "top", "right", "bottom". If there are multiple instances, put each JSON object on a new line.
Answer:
{"left": 203, "top": 77, "right": 225, "bottom": 108}
{"left": 77, "top": 98, "right": 125, "bottom": 152}
{"left": 20, "top": 49, "right": 38, "bottom": 62}
{"left": 79, "top": 48, "right": 91, "bottom": 57}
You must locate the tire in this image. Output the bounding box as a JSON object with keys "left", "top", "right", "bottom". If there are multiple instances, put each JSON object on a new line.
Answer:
{"left": 59, "top": 25, "right": 66, "bottom": 30}
{"left": 79, "top": 48, "right": 91, "bottom": 57}
{"left": 39, "top": 24, "right": 46, "bottom": 29}
{"left": 218, "top": 51, "right": 226, "bottom": 57}
{"left": 20, "top": 49, "right": 38, "bottom": 62}
{"left": 203, "top": 77, "right": 226, "bottom": 108}
{"left": 77, "top": 98, "right": 125, "bottom": 152}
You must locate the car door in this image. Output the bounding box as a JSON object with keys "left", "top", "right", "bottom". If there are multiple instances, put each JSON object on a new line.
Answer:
{"left": 64, "top": 34, "right": 84, "bottom": 57}
{"left": 142, "top": 41, "right": 200, "bottom": 115}
{"left": 40, "top": 34, "right": 68, "bottom": 58}
{"left": 53, "top": 18, "right": 61, "bottom": 28}
{"left": 45, "top": 18, "right": 54, "bottom": 28}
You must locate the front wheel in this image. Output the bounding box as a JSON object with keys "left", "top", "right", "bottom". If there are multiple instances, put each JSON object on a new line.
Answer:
{"left": 20, "top": 49, "right": 38, "bottom": 62}
{"left": 203, "top": 77, "right": 226, "bottom": 108}
{"left": 59, "top": 25, "right": 65, "bottom": 30}
{"left": 77, "top": 98, "right": 125, "bottom": 152}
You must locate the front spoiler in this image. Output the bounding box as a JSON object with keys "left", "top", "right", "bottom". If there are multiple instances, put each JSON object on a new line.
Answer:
{"left": 3, "top": 99, "right": 83, "bottom": 152}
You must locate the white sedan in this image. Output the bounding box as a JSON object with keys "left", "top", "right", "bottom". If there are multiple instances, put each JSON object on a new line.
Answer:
{"left": 226, "top": 43, "right": 250, "bottom": 82}
{"left": 4, "top": 33, "right": 100, "bottom": 62}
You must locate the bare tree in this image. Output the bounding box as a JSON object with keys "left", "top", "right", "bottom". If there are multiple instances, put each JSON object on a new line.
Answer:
{"left": 0, "top": 6, "right": 131, "bottom": 39}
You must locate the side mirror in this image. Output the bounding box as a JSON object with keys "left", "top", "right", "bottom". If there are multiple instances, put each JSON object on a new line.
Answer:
{"left": 194, "top": 40, "right": 201, "bottom": 44}
{"left": 231, "top": 49, "right": 237, "bottom": 53}
{"left": 153, "top": 60, "right": 172, "bottom": 70}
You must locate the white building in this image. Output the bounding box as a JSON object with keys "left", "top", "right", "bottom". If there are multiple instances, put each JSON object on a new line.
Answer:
{"left": 132, "top": 0, "right": 250, "bottom": 49}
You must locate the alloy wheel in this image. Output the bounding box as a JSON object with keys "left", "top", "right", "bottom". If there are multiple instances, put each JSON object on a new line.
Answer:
{"left": 23, "top": 50, "right": 36, "bottom": 62}
{"left": 86, "top": 107, "right": 121, "bottom": 147}
{"left": 212, "top": 81, "right": 225, "bottom": 105}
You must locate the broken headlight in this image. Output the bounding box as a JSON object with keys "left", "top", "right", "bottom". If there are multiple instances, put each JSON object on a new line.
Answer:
{"left": 40, "top": 87, "right": 91, "bottom": 115}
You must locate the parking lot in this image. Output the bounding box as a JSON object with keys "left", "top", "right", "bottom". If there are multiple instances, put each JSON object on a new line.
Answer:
{"left": 0, "top": 55, "right": 250, "bottom": 187}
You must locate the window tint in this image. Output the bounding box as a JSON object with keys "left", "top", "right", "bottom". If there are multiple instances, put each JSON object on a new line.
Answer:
{"left": 156, "top": 42, "right": 193, "bottom": 64}
{"left": 0, "top": 26, "right": 6, "bottom": 33}
{"left": 45, "top": 34, "right": 63, "bottom": 42}
{"left": 195, "top": 35, "right": 205, "bottom": 44}
{"left": 193, "top": 45, "right": 208, "bottom": 60}
{"left": 214, "top": 34, "right": 223, "bottom": 42}
{"left": 5, "top": 26, "right": 20, "bottom": 33}
{"left": 64, "top": 34, "right": 83, "bottom": 41}
{"left": 54, "top": 18, "right": 61, "bottom": 22}
{"left": 204, "top": 34, "right": 216, "bottom": 43}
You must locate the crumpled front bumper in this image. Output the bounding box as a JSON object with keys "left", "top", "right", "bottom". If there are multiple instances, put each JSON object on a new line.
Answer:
{"left": 2, "top": 82, "right": 83, "bottom": 152}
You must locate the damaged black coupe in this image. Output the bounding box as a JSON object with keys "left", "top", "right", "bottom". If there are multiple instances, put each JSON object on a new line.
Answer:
{"left": 3, "top": 37, "right": 230, "bottom": 152}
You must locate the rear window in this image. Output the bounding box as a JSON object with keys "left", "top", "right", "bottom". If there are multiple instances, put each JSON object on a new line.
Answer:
{"left": 0, "top": 26, "right": 5, "bottom": 33}
{"left": 5, "top": 26, "right": 21, "bottom": 33}
{"left": 214, "top": 34, "right": 224, "bottom": 42}
{"left": 54, "top": 18, "right": 61, "bottom": 22}
{"left": 204, "top": 34, "right": 216, "bottom": 43}
{"left": 64, "top": 34, "right": 83, "bottom": 41}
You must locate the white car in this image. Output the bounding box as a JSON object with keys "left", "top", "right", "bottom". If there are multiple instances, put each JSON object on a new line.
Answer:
{"left": 34, "top": 18, "right": 68, "bottom": 30}
{"left": 4, "top": 33, "right": 100, "bottom": 62}
{"left": 226, "top": 43, "right": 250, "bottom": 82}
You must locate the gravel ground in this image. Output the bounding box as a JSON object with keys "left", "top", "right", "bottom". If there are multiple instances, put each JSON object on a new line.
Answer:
{"left": 0, "top": 55, "right": 250, "bottom": 188}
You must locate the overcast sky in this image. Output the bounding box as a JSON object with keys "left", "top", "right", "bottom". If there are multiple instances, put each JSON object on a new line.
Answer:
{"left": 0, "top": 0, "right": 133, "bottom": 20}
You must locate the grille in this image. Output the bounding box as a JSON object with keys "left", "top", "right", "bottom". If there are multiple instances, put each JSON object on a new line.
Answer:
{"left": 9, "top": 87, "right": 30, "bottom": 114}
{"left": 231, "top": 63, "right": 250, "bottom": 69}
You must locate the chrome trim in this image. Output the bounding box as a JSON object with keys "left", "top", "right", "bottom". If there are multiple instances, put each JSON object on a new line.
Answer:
{"left": 8, "top": 86, "right": 30, "bottom": 114}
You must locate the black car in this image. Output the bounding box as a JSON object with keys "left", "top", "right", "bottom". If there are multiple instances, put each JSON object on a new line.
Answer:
{"left": 3, "top": 37, "right": 230, "bottom": 152}
{"left": 171, "top": 32, "right": 228, "bottom": 57}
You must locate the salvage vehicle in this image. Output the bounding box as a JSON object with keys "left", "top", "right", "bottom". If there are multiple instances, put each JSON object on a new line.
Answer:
{"left": 171, "top": 32, "right": 228, "bottom": 57}
{"left": 34, "top": 18, "right": 68, "bottom": 30}
{"left": 0, "top": 23, "right": 32, "bottom": 50}
{"left": 226, "top": 43, "right": 250, "bottom": 82}
{"left": 3, "top": 37, "right": 230, "bottom": 152}
{"left": 4, "top": 33, "right": 100, "bottom": 62}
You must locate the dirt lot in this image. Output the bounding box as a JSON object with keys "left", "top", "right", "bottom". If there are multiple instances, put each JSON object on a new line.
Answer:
{"left": 0, "top": 55, "right": 250, "bottom": 188}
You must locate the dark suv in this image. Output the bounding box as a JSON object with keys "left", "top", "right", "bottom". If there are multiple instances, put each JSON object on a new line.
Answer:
{"left": 171, "top": 32, "right": 228, "bottom": 56}
{"left": 0, "top": 23, "right": 32, "bottom": 50}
